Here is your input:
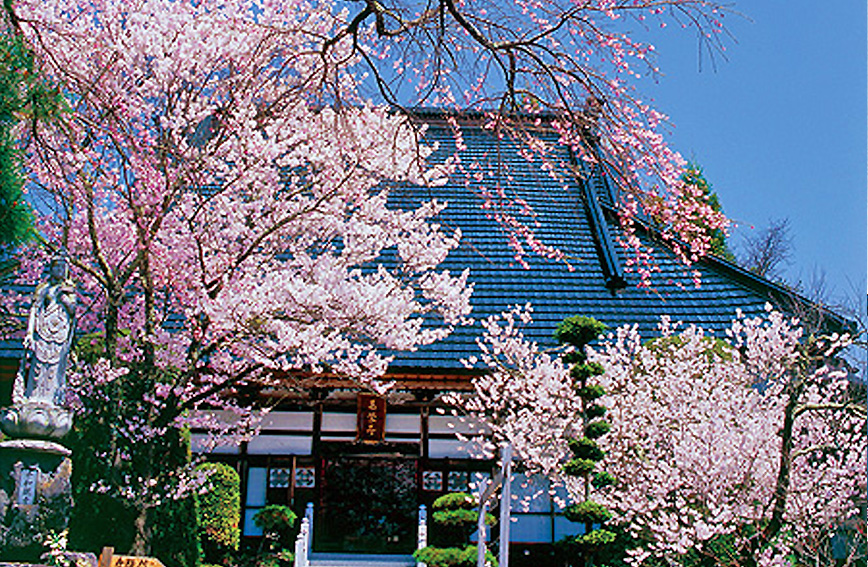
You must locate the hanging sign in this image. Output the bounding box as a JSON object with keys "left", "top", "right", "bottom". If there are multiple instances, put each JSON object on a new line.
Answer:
{"left": 357, "top": 393, "right": 386, "bottom": 443}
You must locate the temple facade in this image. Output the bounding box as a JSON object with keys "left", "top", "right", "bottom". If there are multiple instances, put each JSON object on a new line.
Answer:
{"left": 0, "top": 113, "right": 844, "bottom": 563}
{"left": 184, "top": 115, "right": 842, "bottom": 561}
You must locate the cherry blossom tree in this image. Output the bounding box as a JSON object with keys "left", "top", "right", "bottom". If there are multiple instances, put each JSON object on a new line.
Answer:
{"left": 2, "top": 0, "right": 473, "bottom": 553}
{"left": 461, "top": 306, "right": 865, "bottom": 567}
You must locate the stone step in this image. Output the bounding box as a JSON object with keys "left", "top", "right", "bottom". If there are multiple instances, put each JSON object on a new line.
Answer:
{"left": 308, "top": 553, "right": 416, "bottom": 567}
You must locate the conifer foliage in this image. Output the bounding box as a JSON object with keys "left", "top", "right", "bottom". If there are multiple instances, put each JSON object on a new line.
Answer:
{"left": 554, "top": 316, "right": 617, "bottom": 565}
{"left": 196, "top": 463, "right": 241, "bottom": 564}
{"left": 0, "top": 31, "right": 35, "bottom": 249}
{"left": 413, "top": 492, "right": 497, "bottom": 567}
{"left": 678, "top": 164, "right": 734, "bottom": 262}
{"left": 0, "top": 18, "right": 64, "bottom": 249}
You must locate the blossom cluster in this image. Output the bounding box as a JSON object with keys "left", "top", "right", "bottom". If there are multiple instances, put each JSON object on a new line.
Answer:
{"left": 5, "top": 0, "right": 475, "bottom": 504}
{"left": 460, "top": 305, "right": 865, "bottom": 565}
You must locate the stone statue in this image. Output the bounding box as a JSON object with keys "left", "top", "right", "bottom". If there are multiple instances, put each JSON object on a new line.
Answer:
{"left": 0, "top": 255, "right": 76, "bottom": 558}
{"left": 14, "top": 255, "right": 77, "bottom": 406}
{"left": 0, "top": 255, "right": 76, "bottom": 440}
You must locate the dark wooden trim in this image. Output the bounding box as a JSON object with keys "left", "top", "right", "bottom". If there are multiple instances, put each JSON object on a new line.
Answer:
{"left": 238, "top": 443, "right": 249, "bottom": 536}
{"left": 316, "top": 440, "right": 420, "bottom": 458}
{"left": 421, "top": 406, "right": 429, "bottom": 459}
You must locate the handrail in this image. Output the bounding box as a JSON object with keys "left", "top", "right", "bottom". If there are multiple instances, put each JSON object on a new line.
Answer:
{"left": 294, "top": 502, "right": 314, "bottom": 567}
{"left": 417, "top": 504, "right": 428, "bottom": 567}
{"left": 305, "top": 502, "right": 314, "bottom": 551}
{"left": 293, "top": 518, "right": 309, "bottom": 567}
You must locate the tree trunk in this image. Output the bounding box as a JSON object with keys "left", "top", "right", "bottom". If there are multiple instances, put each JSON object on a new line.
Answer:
{"left": 738, "top": 377, "right": 803, "bottom": 567}
{"left": 130, "top": 506, "right": 151, "bottom": 557}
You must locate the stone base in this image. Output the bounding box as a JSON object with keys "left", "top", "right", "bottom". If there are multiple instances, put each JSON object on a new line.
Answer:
{"left": 0, "top": 441, "right": 73, "bottom": 561}
{"left": 0, "top": 403, "right": 73, "bottom": 440}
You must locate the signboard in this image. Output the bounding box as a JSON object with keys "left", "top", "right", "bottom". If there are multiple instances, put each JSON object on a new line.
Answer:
{"left": 99, "top": 548, "right": 165, "bottom": 567}
{"left": 356, "top": 393, "right": 386, "bottom": 443}
{"left": 16, "top": 466, "right": 38, "bottom": 505}
{"left": 112, "top": 557, "right": 165, "bottom": 567}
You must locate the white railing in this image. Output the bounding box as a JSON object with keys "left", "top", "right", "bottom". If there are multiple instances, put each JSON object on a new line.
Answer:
{"left": 294, "top": 502, "right": 314, "bottom": 567}
{"left": 416, "top": 504, "right": 428, "bottom": 567}
{"left": 305, "top": 502, "right": 314, "bottom": 551}
{"left": 293, "top": 517, "right": 309, "bottom": 567}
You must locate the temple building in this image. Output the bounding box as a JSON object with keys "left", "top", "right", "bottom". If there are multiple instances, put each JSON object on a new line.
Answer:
{"left": 0, "top": 113, "right": 848, "bottom": 564}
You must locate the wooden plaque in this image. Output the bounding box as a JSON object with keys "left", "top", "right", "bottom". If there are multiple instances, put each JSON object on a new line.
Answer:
{"left": 356, "top": 393, "right": 386, "bottom": 443}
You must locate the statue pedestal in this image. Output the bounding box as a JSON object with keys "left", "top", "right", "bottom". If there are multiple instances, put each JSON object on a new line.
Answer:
{"left": 0, "top": 403, "right": 73, "bottom": 439}
{"left": 0, "top": 439, "right": 73, "bottom": 561}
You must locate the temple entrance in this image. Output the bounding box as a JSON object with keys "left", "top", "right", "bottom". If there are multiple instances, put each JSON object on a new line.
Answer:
{"left": 315, "top": 452, "right": 418, "bottom": 554}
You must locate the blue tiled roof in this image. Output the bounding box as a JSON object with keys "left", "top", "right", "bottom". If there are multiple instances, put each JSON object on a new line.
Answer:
{"left": 385, "top": 119, "right": 834, "bottom": 369}
{"left": 1, "top": 117, "right": 842, "bottom": 370}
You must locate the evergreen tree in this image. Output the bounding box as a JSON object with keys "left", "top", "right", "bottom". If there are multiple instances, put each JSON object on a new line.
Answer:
{"left": 0, "top": 9, "right": 64, "bottom": 273}
{"left": 680, "top": 164, "right": 735, "bottom": 262}
{"left": 0, "top": 34, "right": 30, "bottom": 246}
{"left": 0, "top": 16, "right": 62, "bottom": 332}
{"left": 413, "top": 492, "right": 497, "bottom": 567}
{"left": 0, "top": 30, "right": 32, "bottom": 261}
{"left": 555, "top": 316, "right": 617, "bottom": 567}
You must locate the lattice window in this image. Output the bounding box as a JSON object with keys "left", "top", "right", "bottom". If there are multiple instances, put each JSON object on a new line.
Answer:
{"left": 294, "top": 466, "right": 316, "bottom": 489}
{"left": 422, "top": 470, "right": 443, "bottom": 491}
{"left": 269, "top": 467, "right": 291, "bottom": 488}
{"left": 447, "top": 471, "right": 469, "bottom": 492}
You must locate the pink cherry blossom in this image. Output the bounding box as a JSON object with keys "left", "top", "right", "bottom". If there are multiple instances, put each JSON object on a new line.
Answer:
{"left": 459, "top": 306, "right": 865, "bottom": 566}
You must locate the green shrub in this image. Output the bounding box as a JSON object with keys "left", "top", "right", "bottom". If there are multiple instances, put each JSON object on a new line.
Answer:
{"left": 564, "top": 501, "right": 612, "bottom": 525}
{"left": 591, "top": 471, "right": 616, "bottom": 489}
{"left": 433, "top": 492, "right": 477, "bottom": 510}
{"left": 433, "top": 508, "right": 481, "bottom": 527}
{"left": 645, "top": 335, "right": 734, "bottom": 363}
{"left": 576, "top": 384, "right": 606, "bottom": 400}
{"left": 68, "top": 491, "right": 136, "bottom": 555}
{"left": 253, "top": 505, "right": 297, "bottom": 551}
{"left": 459, "top": 545, "right": 497, "bottom": 567}
{"left": 570, "top": 362, "right": 605, "bottom": 382}
{"left": 568, "top": 437, "right": 604, "bottom": 461}
{"left": 555, "top": 316, "right": 608, "bottom": 350}
{"left": 413, "top": 545, "right": 497, "bottom": 567}
{"left": 197, "top": 462, "right": 240, "bottom": 563}
{"left": 578, "top": 529, "right": 617, "bottom": 548}
{"left": 555, "top": 315, "right": 608, "bottom": 366}
{"left": 150, "top": 491, "right": 201, "bottom": 567}
{"left": 423, "top": 492, "right": 497, "bottom": 562}
{"left": 414, "top": 546, "right": 464, "bottom": 567}
{"left": 563, "top": 458, "right": 596, "bottom": 477}
{"left": 586, "top": 404, "right": 607, "bottom": 418}
{"left": 429, "top": 492, "right": 494, "bottom": 547}
{"left": 584, "top": 420, "right": 611, "bottom": 439}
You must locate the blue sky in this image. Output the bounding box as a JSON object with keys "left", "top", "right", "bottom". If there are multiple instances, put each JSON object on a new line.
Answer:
{"left": 634, "top": 2, "right": 866, "bottom": 307}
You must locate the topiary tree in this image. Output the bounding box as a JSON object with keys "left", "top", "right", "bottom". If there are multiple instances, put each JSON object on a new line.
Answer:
{"left": 554, "top": 316, "right": 616, "bottom": 567}
{"left": 252, "top": 504, "right": 297, "bottom": 555}
{"left": 413, "top": 492, "right": 497, "bottom": 567}
{"left": 196, "top": 462, "right": 240, "bottom": 565}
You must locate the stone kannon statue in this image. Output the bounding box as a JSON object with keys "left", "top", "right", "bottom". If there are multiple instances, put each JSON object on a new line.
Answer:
{"left": 0, "top": 255, "right": 76, "bottom": 440}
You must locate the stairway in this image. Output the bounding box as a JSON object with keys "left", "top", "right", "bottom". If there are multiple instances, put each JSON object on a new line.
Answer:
{"left": 308, "top": 553, "right": 416, "bottom": 567}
